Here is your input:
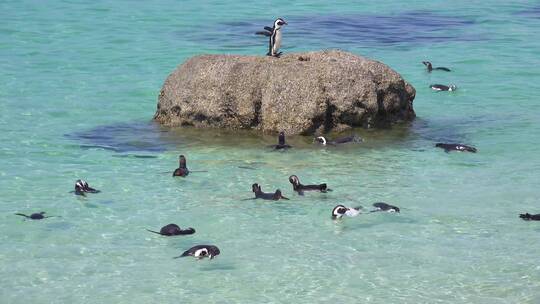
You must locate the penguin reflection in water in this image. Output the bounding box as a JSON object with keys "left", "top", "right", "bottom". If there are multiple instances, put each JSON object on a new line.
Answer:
{"left": 256, "top": 18, "right": 288, "bottom": 57}
{"left": 247, "top": 183, "right": 289, "bottom": 201}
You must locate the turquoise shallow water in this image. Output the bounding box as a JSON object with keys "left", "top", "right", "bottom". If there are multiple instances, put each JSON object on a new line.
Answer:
{"left": 1, "top": 0, "right": 540, "bottom": 303}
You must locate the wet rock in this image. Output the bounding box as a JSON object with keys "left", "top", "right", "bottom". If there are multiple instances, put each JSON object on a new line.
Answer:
{"left": 154, "top": 50, "right": 415, "bottom": 135}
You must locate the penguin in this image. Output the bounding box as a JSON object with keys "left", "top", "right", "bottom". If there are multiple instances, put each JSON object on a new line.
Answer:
{"left": 147, "top": 224, "right": 195, "bottom": 236}
{"left": 422, "top": 61, "right": 451, "bottom": 72}
{"left": 331, "top": 205, "right": 362, "bottom": 219}
{"left": 15, "top": 212, "right": 55, "bottom": 220}
{"left": 435, "top": 143, "right": 477, "bottom": 153}
{"left": 174, "top": 245, "right": 220, "bottom": 260}
{"left": 74, "top": 179, "right": 100, "bottom": 196}
{"left": 251, "top": 183, "right": 289, "bottom": 201}
{"left": 371, "top": 202, "right": 400, "bottom": 213}
{"left": 269, "top": 131, "right": 292, "bottom": 150}
{"left": 314, "top": 135, "right": 363, "bottom": 146}
{"left": 430, "top": 84, "right": 457, "bottom": 91}
{"left": 173, "top": 155, "right": 189, "bottom": 177}
{"left": 519, "top": 213, "right": 540, "bottom": 221}
{"left": 288, "top": 175, "right": 331, "bottom": 195}
{"left": 255, "top": 18, "right": 287, "bottom": 57}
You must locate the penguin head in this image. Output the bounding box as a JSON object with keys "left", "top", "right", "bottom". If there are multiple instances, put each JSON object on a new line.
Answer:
{"left": 332, "top": 205, "right": 348, "bottom": 219}
{"left": 252, "top": 183, "right": 261, "bottom": 193}
{"left": 314, "top": 136, "right": 327, "bottom": 145}
{"left": 520, "top": 213, "right": 531, "bottom": 220}
{"left": 179, "top": 155, "right": 187, "bottom": 168}
{"left": 278, "top": 131, "right": 286, "bottom": 145}
{"left": 208, "top": 246, "right": 221, "bottom": 259}
{"left": 75, "top": 179, "right": 88, "bottom": 193}
{"left": 448, "top": 84, "right": 457, "bottom": 91}
{"left": 274, "top": 18, "right": 287, "bottom": 29}
{"left": 288, "top": 175, "right": 300, "bottom": 186}
{"left": 422, "top": 61, "right": 432, "bottom": 69}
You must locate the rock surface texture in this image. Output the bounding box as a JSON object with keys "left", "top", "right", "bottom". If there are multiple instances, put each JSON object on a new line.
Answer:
{"left": 154, "top": 50, "right": 415, "bottom": 135}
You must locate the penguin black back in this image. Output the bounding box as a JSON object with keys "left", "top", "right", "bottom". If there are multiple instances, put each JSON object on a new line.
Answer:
{"left": 173, "top": 155, "right": 189, "bottom": 177}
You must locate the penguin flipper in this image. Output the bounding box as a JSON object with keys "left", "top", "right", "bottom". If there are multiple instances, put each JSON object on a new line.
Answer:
{"left": 264, "top": 26, "right": 273, "bottom": 32}
{"left": 256, "top": 31, "right": 272, "bottom": 37}
{"left": 15, "top": 213, "right": 29, "bottom": 218}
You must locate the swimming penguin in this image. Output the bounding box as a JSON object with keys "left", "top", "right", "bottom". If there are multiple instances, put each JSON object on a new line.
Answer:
{"left": 147, "top": 224, "right": 195, "bottom": 236}
{"left": 251, "top": 183, "right": 289, "bottom": 200}
{"left": 519, "top": 213, "right": 540, "bottom": 221}
{"left": 331, "top": 205, "right": 362, "bottom": 219}
{"left": 174, "top": 245, "right": 220, "bottom": 260}
{"left": 255, "top": 18, "right": 287, "bottom": 57}
{"left": 430, "top": 84, "right": 457, "bottom": 91}
{"left": 435, "top": 143, "right": 477, "bottom": 153}
{"left": 314, "top": 135, "right": 363, "bottom": 146}
{"left": 15, "top": 212, "right": 55, "bottom": 220}
{"left": 74, "top": 179, "right": 100, "bottom": 196}
{"left": 371, "top": 202, "right": 400, "bottom": 213}
{"left": 288, "top": 175, "right": 330, "bottom": 195}
{"left": 173, "top": 155, "right": 189, "bottom": 177}
{"left": 270, "top": 131, "right": 292, "bottom": 150}
{"left": 422, "top": 61, "right": 451, "bottom": 72}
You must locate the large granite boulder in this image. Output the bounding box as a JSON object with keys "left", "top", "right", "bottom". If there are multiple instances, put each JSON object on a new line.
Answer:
{"left": 154, "top": 50, "right": 415, "bottom": 135}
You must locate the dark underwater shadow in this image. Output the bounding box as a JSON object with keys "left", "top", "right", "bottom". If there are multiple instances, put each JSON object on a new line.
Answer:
{"left": 65, "top": 121, "right": 180, "bottom": 153}
{"left": 184, "top": 10, "right": 481, "bottom": 51}
{"left": 515, "top": 4, "right": 540, "bottom": 18}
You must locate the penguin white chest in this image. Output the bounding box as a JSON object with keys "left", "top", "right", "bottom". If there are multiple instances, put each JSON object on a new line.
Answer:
{"left": 273, "top": 30, "right": 282, "bottom": 53}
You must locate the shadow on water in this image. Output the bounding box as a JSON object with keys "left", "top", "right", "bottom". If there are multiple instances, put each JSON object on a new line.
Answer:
{"left": 65, "top": 115, "right": 483, "bottom": 154}
{"left": 183, "top": 10, "right": 479, "bottom": 50}
{"left": 516, "top": 4, "right": 540, "bottom": 18}
{"left": 66, "top": 121, "right": 181, "bottom": 154}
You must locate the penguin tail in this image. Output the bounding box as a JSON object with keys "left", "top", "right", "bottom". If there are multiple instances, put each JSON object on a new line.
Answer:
{"left": 146, "top": 229, "right": 162, "bottom": 235}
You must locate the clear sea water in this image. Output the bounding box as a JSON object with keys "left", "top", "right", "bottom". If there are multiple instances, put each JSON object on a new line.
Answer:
{"left": 1, "top": 1, "right": 540, "bottom": 303}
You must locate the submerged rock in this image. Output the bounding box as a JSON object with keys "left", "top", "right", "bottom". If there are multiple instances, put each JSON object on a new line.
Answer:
{"left": 154, "top": 50, "right": 415, "bottom": 135}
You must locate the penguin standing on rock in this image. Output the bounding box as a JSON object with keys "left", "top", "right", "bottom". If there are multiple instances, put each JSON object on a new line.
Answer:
{"left": 256, "top": 18, "right": 287, "bottom": 57}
